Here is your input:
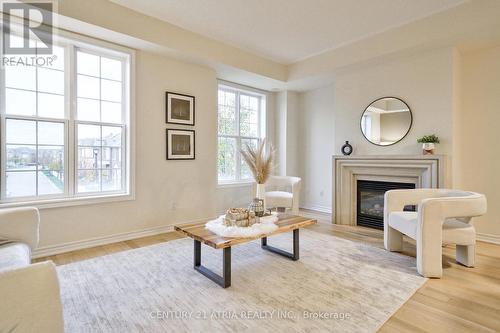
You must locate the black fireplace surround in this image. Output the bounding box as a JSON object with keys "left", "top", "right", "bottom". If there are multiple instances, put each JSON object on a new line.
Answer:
{"left": 357, "top": 180, "right": 415, "bottom": 230}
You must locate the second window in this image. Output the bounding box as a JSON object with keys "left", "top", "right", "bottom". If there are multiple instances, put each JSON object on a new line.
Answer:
{"left": 217, "top": 85, "right": 265, "bottom": 184}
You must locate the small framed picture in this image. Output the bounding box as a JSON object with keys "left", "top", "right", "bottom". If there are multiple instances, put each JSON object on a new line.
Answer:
{"left": 166, "top": 129, "right": 195, "bottom": 160}
{"left": 166, "top": 92, "right": 195, "bottom": 125}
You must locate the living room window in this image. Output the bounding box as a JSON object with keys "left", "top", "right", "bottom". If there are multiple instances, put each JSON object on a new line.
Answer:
{"left": 76, "top": 50, "right": 125, "bottom": 193}
{"left": 0, "top": 34, "right": 132, "bottom": 206}
{"left": 217, "top": 84, "right": 266, "bottom": 184}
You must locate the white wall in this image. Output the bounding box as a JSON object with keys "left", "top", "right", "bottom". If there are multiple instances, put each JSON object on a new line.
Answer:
{"left": 274, "top": 90, "right": 301, "bottom": 177}
{"left": 369, "top": 112, "right": 381, "bottom": 143}
{"left": 285, "top": 91, "right": 301, "bottom": 177}
{"left": 216, "top": 185, "right": 254, "bottom": 215}
{"left": 298, "top": 85, "right": 335, "bottom": 211}
{"left": 332, "top": 48, "right": 454, "bottom": 157}
{"left": 276, "top": 91, "right": 288, "bottom": 176}
{"left": 297, "top": 48, "right": 455, "bottom": 212}
{"left": 38, "top": 51, "right": 218, "bottom": 247}
{"left": 457, "top": 45, "right": 500, "bottom": 240}
{"left": 380, "top": 112, "right": 412, "bottom": 143}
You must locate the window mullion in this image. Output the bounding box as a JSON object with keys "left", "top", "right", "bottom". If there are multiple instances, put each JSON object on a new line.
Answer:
{"left": 0, "top": 62, "right": 5, "bottom": 115}
{"left": 121, "top": 124, "right": 126, "bottom": 192}
{"left": 257, "top": 97, "right": 267, "bottom": 141}
{"left": 0, "top": 52, "right": 5, "bottom": 199}
{"left": 35, "top": 121, "right": 39, "bottom": 196}
{"left": 98, "top": 53, "right": 103, "bottom": 192}
{"left": 235, "top": 92, "right": 241, "bottom": 181}
{"left": 0, "top": 117, "right": 5, "bottom": 199}
{"left": 100, "top": 126, "right": 104, "bottom": 192}
{"left": 121, "top": 54, "right": 127, "bottom": 193}
{"left": 35, "top": 45, "right": 39, "bottom": 196}
{"left": 67, "top": 44, "right": 76, "bottom": 196}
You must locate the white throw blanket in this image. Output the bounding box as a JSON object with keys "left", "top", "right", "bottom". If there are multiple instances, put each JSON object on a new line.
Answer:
{"left": 205, "top": 213, "right": 278, "bottom": 238}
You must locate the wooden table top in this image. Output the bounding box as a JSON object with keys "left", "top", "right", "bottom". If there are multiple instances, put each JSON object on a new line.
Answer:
{"left": 174, "top": 214, "right": 317, "bottom": 249}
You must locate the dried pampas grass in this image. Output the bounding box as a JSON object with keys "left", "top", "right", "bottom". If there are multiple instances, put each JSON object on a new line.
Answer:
{"left": 240, "top": 139, "right": 274, "bottom": 184}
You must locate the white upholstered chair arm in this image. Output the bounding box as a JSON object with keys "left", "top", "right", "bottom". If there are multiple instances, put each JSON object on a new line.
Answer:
{"left": 384, "top": 189, "right": 445, "bottom": 214}
{"left": 291, "top": 178, "right": 301, "bottom": 215}
{"left": 384, "top": 189, "right": 441, "bottom": 247}
{"left": 420, "top": 193, "right": 487, "bottom": 220}
{"left": 383, "top": 188, "right": 483, "bottom": 227}
{"left": 267, "top": 176, "right": 301, "bottom": 188}
{"left": 0, "top": 261, "right": 64, "bottom": 333}
{"left": 416, "top": 199, "right": 447, "bottom": 277}
{"left": 416, "top": 193, "right": 486, "bottom": 277}
{"left": 0, "top": 207, "right": 40, "bottom": 250}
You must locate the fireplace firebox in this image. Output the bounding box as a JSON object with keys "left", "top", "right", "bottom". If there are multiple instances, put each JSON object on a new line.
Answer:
{"left": 356, "top": 180, "right": 415, "bottom": 230}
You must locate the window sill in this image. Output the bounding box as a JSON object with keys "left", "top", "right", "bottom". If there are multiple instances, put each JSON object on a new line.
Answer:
{"left": 0, "top": 192, "right": 135, "bottom": 210}
{"left": 217, "top": 181, "right": 254, "bottom": 189}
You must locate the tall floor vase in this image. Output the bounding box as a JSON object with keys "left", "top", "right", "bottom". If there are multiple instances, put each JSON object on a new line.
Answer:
{"left": 256, "top": 183, "right": 266, "bottom": 212}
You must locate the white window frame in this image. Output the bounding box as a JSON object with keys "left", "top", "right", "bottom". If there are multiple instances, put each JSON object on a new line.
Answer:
{"left": 0, "top": 116, "right": 69, "bottom": 199}
{"left": 0, "top": 24, "right": 135, "bottom": 209}
{"left": 217, "top": 83, "right": 266, "bottom": 185}
{"left": 73, "top": 47, "right": 127, "bottom": 196}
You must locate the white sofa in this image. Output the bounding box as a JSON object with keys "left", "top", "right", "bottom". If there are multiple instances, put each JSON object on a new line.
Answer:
{"left": 254, "top": 176, "right": 301, "bottom": 215}
{"left": 384, "top": 189, "right": 487, "bottom": 278}
{"left": 0, "top": 207, "right": 64, "bottom": 332}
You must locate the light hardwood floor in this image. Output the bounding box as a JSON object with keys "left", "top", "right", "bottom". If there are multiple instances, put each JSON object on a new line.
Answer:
{"left": 36, "top": 210, "right": 500, "bottom": 332}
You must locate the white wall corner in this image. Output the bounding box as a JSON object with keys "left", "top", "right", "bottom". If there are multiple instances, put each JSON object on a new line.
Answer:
{"left": 276, "top": 91, "right": 288, "bottom": 176}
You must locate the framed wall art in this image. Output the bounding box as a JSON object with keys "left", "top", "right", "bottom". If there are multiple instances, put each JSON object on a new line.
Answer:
{"left": 166, "top": 92, "right": 195, "bottom": 125}
{"left": 166, "top": 129, "right": 195, "bottom": 160}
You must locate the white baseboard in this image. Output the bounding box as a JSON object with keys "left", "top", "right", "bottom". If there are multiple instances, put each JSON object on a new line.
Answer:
{"left": 32, "top": 217, "right": 209, "bottom": 259}
{"left": 300, "top": 204, "right": 332, "bottom": 214}
{"left": 477, "top": 232, "right": 500, "bottom": 245}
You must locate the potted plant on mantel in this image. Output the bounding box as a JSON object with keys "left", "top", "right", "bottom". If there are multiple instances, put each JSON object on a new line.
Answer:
{"left": 417, "top": 134, "right": 440, "bottom": 155}
{"left": 240, "top": 139, "right": 274, "bottom": 211}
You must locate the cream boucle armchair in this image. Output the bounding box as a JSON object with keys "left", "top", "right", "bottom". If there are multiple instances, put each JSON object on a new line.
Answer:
{"left": 384, "top": 189, "right": 487, "bottom": 278}
{"left": 253, "top": 176, "right": 301, "bottom": 215}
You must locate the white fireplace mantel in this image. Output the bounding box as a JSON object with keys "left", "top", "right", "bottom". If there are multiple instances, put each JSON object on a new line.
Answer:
{"left": 332, "top": 155, "right": 446, "bottom": 225}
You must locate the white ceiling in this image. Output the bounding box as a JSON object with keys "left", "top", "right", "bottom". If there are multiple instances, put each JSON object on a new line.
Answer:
{"left": 110, "top": 0, "right": 466, "bottom": 64}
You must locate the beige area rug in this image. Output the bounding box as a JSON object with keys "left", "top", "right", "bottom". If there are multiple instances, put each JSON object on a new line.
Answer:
{"left": 57, "top": 229, "right": 426, "bottom": 333}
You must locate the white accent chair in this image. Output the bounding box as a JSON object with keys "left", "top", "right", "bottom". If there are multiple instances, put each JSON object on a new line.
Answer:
{"left": 254, "top": 176, "right": 301, "bottom": 215}
{"left": 0, "top": 207, "right": 64, "bottom": 333}
{"left": 384, "top": 189, "right": 487, "bottom": 278}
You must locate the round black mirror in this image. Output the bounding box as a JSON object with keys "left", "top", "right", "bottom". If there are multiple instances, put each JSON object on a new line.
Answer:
{"left": 360, "top": 97, "right": 412, "bottom": 146}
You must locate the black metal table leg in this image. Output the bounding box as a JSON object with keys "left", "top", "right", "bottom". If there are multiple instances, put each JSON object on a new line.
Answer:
{"left": 193, "top": 240, "right": 231, "bottom": 288}
{"left": 261, "top": 228, "right": 300, "bottom": 261}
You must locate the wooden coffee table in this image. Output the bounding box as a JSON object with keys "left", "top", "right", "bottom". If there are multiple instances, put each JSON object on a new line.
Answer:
{"left": 174, "top": 214, "right": 316, "bottom": 288}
